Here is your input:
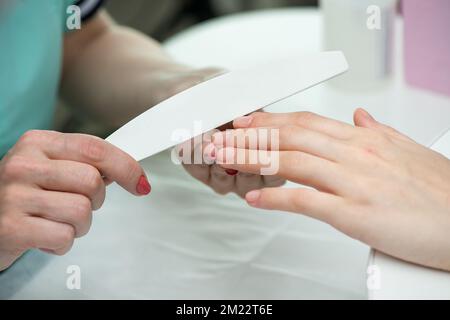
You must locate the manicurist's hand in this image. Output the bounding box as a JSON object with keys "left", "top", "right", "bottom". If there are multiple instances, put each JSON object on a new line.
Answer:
{"left": 213, "top": 110, "right": 450, "bottom": 271}
{"left": 0, "top": 130, "right": 150, "bottom": 271}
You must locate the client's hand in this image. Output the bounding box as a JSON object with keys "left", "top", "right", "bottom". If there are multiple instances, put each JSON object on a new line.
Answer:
{"left": 212, "top": 110, "right": 450, "bottom": 271}
{"left": 178, "top": 122, "right": 285, "bottom": 198}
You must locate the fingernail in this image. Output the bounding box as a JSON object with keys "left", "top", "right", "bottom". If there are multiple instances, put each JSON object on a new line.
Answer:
{"left": 233, "top": 116, "right": 252, "bottom": 128}
{"left": 204, "top": 143, "right": 216, "bottom": 162}
{"left": 225, "top": 169, "right": 238, "bottom": 176}
{"left": 136, "top": 175, "right": 151, "bottom": 195}
{"left": 246, "top": 190, "right": 261, "bottom": 206}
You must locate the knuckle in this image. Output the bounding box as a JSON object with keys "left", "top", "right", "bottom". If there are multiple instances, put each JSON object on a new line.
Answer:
{"left": 124, "top": 159, "right": 142, "bottom": 182}
{"left": 250, "top": 112, "right": 266, "bottom": 124}
{"left": 0, "top": 215, "right": 18, "bottom": 239}
{"left": 0, "top": 186, "right": 21, "bottom": 206}
{"left": 1, "top": 156, "right": 29, "bottom": 180}
{"left": 82, "top": 167, "right": 103, "bottom": 194}
{"left": 80, "top": 137, "right": 108, "bottom": 163}
{"left": 17, "top": 130, "right": 45, "bottom": 146}
{"left": 281, "top": 125, "right": 301, "bottom": 139}
{"left": 357, "top": 134, "right": 389, "bottom": 158}
{"left": 58, "top": 226, "right": 76, "bottom": 249}
{"left": 76, "top": 199, "right": 93, "bottom": 237}
{"left": 290, "top": 193, "right": 307, "bottom": 213}
{"left": 74, "top": 196, "right": 92, "bottom": 221}
{"left": 366, "top": 130, "right": 391, "bottom": 146}
{"left": 295, "top": 111, "right": 316, "bottom": 125}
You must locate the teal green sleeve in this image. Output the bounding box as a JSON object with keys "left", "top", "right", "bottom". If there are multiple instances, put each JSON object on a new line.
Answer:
{"left": 0, "top": 0, "right": 67, "bottom": 157}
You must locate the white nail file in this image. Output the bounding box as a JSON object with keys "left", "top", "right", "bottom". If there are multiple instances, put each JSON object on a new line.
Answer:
{"left": 106, "top": 51, "right": 348, "bottom": 161}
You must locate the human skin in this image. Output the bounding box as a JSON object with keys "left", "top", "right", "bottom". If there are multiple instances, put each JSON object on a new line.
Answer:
{"left": 0, "top": 10, "right": 277, "bottom": 270}
{"left": 61, "top": 11, "right": 280, "bottom": 197}
{"left": 0, "top": 131, "right": 151, "bottom": 270}
{"left": 179, "top": 123, "right": 285, "bottom": 198}
{"left": 213, "top": 109, "right": 450, "bottom": 271}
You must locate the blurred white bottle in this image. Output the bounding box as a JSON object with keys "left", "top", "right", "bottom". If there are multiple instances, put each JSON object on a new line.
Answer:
{"left": 320, "top": 0, "right": 397, "bottom": 91}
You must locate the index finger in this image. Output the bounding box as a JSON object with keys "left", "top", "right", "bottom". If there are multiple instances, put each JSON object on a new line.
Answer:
{"left": 35, "top": 132, "right": 149, "bottom": 196}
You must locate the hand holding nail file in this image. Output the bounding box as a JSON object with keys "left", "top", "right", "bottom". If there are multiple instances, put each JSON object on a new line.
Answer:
{"left": 106, "top": 51, "right": 349, "bottom": 161}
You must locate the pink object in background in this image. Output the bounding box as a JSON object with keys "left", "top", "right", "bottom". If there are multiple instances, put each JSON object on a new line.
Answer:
{"left": 403, "top": 0, "right": 450, "bottom": 97}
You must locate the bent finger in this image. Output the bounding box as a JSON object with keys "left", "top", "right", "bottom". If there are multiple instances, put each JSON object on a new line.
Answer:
{"left": 24, "top": 190, "right": 93, "bottom": 238}
{"left": 22, "top": 131, "right": 148, "bottom": 196}
{"left": 20, "top": 217, "right": 76, "bottom": 255}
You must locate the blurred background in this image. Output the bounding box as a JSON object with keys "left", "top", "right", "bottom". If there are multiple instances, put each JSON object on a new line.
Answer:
{"left": 58, "top": 0, "right": 318, "bottom": 135}
{"left": 105, "top": 0, "right": 317, "bottom": 41}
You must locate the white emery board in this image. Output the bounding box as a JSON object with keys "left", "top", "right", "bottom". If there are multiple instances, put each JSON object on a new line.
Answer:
{"left": 107, "top": 51, "right": 349, "bottom": 161}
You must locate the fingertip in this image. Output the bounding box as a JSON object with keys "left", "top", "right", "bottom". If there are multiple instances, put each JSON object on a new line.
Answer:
{"left": 246, "top": 189, "right": 262, "bottom": 207}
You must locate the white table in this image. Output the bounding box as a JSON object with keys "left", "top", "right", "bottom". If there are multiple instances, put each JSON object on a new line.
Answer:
{"left": 165, "top": 8, "right": 450, "bottom": 299}
{"left": 1, "top": 8, "right": 449, "bottom": 300}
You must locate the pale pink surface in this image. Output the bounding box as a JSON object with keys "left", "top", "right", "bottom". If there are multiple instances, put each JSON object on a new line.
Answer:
{"left": 403, "top": 0, "right": 450, "bottom": 96}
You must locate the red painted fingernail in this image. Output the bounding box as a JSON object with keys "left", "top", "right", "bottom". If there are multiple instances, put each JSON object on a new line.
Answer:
{"left": 225, "top": 169, "right": 238, "bottom": 176}
{"left": 136, "top": 175, "right": 151, "bottom": 195}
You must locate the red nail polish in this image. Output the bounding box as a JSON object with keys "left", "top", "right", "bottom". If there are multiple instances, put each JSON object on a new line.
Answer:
{"left": 225, "top": 169, "right": 238, "bottom": 176}
{"left": 136, "top": 175, "right": 151, "bottom": 195}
